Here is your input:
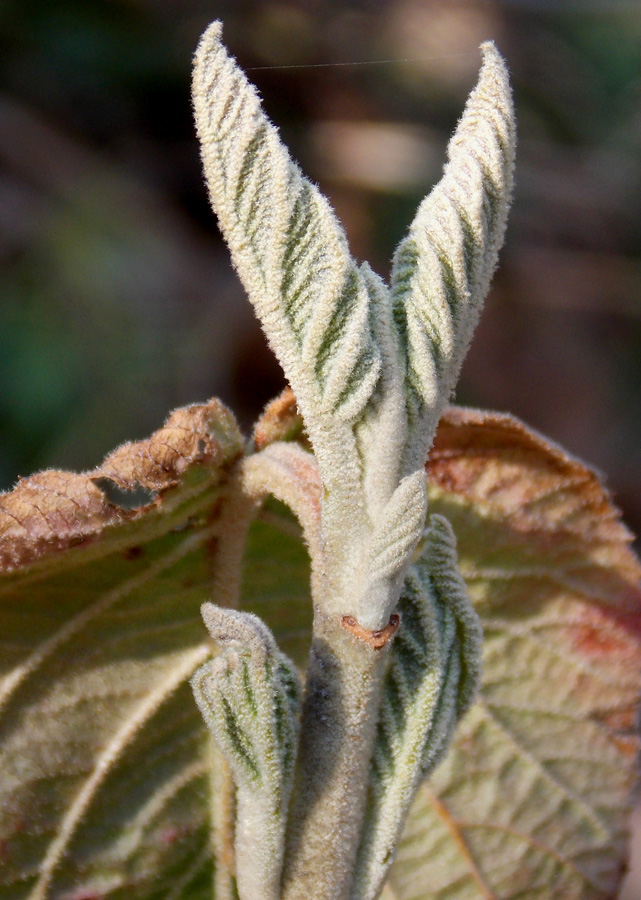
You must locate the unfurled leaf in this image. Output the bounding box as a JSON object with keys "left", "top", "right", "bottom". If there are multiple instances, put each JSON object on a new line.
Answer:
{"left": 2, "top": 402, "right": 638, "bottom": 900}
{"left": 248, "top": 398, "right": 641, "bottom": 898}
{"left": 388, "top": 407, "right": 641, "bottom": 900}
{"left": 0, "top": 400, "right": 311, "bottom": 900}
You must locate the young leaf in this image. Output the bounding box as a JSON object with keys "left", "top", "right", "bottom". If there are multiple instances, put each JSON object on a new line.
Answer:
{"left": 193, "top": 25, "right": 516, "bottom": 640}
{"left": 192, "top": 22, "right": 381, "bottom": 481}
{"left": 361, "top": 470, "right": 428, "bottom": 628}
{"left": 253, "top": 387, "right": 307, "bottom": 452}
{"left": 191, "top": 605, "right": 301, "bottom": 900}
{"left": 390, "top": 43, "right": 515, "bottom": 474}
{"left": 352, "top": 515, "right": 482, "bottom": 900}
{"left": 193, "top": 24, "right": 399, "bottom": 631}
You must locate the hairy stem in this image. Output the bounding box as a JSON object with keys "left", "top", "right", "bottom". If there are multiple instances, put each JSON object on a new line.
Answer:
{"left": 281, "top": 609, "right": 390, "bottom": 900}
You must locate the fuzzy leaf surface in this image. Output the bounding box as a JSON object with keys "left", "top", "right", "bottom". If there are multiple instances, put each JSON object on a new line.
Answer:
{"left": 0, "top": 400, "right": 311, "bottom": 900}
{"left": 388, "top": 407, "right": 641, "bottom": 900}
{"left": 1, "top": 401, "right": 639, "bottom": 900}
{"left": 193, "top": 22, "right": 381, "bottom": 436}
{"left": 390, "top": 43, "right": 515, "bottom": 473}
{"left": 246, "top": 395, "right": 641, "bottom": 898}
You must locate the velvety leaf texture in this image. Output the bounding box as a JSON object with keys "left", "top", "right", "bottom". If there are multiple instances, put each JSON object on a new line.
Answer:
{"left": 193, "top": 22, "right": 381, "bottom": 431}
{"left": 0, "top": 400, "right": 311, "bottom": 900}
{"left": 388, "top": 407, "right": 641, "bottom": 900}
{"left": 0, "top": 401, "right": 639, "bottom": 900}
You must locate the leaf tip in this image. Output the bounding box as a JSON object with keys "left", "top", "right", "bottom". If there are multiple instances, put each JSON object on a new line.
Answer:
{"left": 196, "top": 19, "right": 223, "bottom": 54}
{"left": 200, "top": 603, "right": 277, "bottom": 660}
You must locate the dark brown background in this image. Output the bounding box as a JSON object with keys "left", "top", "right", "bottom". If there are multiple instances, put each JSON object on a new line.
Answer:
{"left": 1, "top": 1, "right": 640, "bottom": 891}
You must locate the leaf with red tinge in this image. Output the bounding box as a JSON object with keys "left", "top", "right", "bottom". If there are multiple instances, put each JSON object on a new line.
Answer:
{"left": 388, "top": 407, "right": 641, "bottom": 900}
{"left": 1, "top": 400, "right": 639, "bottom": 900}
{"left": 253, "top": 387, "right": 308, "bottom": 452}
{"left": 0, "top": 399, "right": 311, "bottom": 900}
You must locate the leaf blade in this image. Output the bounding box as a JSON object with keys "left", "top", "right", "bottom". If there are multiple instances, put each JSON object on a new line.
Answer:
{"left": 0, "top": 401, "right": 312, "bottom": 900}
{"left": 192, "top": 22, "right": 381, "bottom": 439}
{"left": 387, "top": 407, "right": 641, "bottom": 900}
{"left": 2, "top": 403, "right": 639, "bottom": 900}
{"left": 390, "top": 44, "right": 515, "bottom": 471}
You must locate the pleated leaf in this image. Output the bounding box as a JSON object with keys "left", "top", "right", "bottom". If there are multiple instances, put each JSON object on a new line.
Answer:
{"left": 359, "top": 471, "right": 428, "bottom": 629}
{"left": 193, "top": 25, "right": 516, "bottom": 635}
{"left": 192, "top": 605, "right": 300, "bottom": 799}
{"left": 352, "top": 515, "right": 482, "bottom": 900}
{"left": 192, "top": 22, "right": 381, "bottom": 436}
{"left": 191, "top": 605, "right": 301, "bottom": 900}
{"left": 390, "top": 43, "right": 515, "bottom": 472}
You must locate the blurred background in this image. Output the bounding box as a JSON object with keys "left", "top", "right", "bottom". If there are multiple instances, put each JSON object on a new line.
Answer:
{"left": 1, "top": 0, "right": 640, "bottom": 890}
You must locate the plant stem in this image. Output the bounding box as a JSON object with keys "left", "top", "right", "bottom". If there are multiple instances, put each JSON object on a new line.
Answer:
{"left": 281, "top": 608, "right": 389, "bottom": 900}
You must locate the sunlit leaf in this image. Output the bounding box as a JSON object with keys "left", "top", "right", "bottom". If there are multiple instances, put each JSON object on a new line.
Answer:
{"left": 0, "top": 400, "right": 310, "bottom": 900}
{"left": 1, "top": 402, "right": 638, "bottom": 899}
{"left": 390, "top": 44, "right": 515, "bottom": 474}
{"left": 388, "top": 407, "right": 641, "bottom": 900}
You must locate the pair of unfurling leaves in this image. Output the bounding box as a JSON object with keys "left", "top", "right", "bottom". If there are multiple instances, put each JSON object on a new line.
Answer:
{"left": 190, "top": 20, "right": 515, "bottom": 900}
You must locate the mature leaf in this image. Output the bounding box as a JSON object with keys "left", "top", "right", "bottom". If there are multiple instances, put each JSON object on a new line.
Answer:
{"left": 388, "top": 407, "right": 641, "bottom": 900}
{"left": 0, "top": 400, "right": 311, "bottom": 900}
{"left": 2, "top": 401, "right": 639, "bottom": 900}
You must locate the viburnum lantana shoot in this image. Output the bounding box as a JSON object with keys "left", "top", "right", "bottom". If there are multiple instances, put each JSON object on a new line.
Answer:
{"left": 190, "top": 20, "right": 515, "bottom": 900}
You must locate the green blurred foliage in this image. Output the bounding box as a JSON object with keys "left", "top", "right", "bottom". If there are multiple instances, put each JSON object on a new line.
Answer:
{"left": 1, "top": 0, "right": 641, "bottom": 549}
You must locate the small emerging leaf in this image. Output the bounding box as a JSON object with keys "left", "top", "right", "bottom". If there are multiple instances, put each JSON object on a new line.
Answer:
{"left": 352, "top": 515, "right": 481, "bottom": 900}
{"left": 192, "top": 605, "right": 301, "bottom": 900}
{"left": 360, "top": 471, "right": 428, "bottom": 630}
{"left": 253, "top": 388, "right": 308, "bottom": 452}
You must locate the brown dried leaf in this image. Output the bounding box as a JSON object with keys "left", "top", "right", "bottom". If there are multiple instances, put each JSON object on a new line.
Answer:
{"left": 96, "top": 401, "right": 241, "bottom": 491}
{"left": 0, "top": 398, "right": 313, "bottom": 900}
{"left": 0, "top": 399, "right": 241, "bottom": 573}
{"left": 253, "top": 387, "right": 307, "bottom": 451}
